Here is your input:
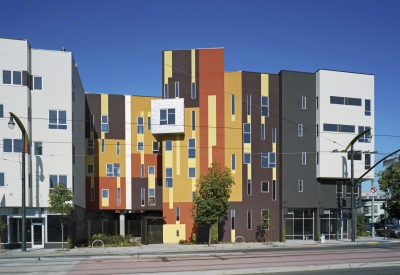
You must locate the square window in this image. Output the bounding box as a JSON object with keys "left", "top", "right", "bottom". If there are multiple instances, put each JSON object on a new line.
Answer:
{"left": 160, "top": 109, "right": 176, "bottom": 125}
{"left": 261, "top": 181, "right": 269, "bottom": 192}
{"left": 244, "top": 153, "right": 251, "bottom": 164}
{"left": 165, "top": 140, "right": 172, "bottom": 151}
{"left": 102, "top": 189, "right": 109, "bottom": 199}
{"left": 188, "top": 167, "right": 196, "bottom": 178}
{"left": 138, "top": 142, "right": 144, "bottom": 151}
{"left": 34, "top": 142, "right": 43, "bottom": 155}
{"left": 49, "top": 175, "right": 67, "bottom": 190}
{"left": 3, "top": 139, "right": 12, "bottom": 153}
{"left": 148, "top": 166, "right": 155, "bottom": 175}
{"left": 33, "top": 76, "right": 42, "bottom": 90}
{"left": 49, "top": 110, "right": 67, "bottom": 130}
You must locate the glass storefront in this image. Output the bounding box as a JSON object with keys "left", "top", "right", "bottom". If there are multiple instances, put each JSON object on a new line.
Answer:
{"left": 320, "top": 209, "right": 337, "bottom": 240}
{"left": 285, "top": 209, "right": 314, "bottom": 240}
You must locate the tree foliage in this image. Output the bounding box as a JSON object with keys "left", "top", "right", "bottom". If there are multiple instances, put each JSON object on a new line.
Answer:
{"left": 191, "top": 161, "right": 235, "bottom": 246}
{"left": 48, "top": 183, "right": 73, "bottom": 251}
{"left": 377, "top": 163, "right": 400, "bottom": 219}
{"left": 0, "top": 217, "right": 6, "bottom": 251}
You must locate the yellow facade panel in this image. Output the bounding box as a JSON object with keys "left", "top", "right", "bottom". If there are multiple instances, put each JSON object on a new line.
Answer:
{"left": 97, "top": 138, "right": 126, "bottom": 177}
{"left": 148, "top": 174, "right": 155, "bottom": 189}
{"left": 102, "top": 198, "right": 109, "bottom": 207}
{"left": 169, "top": 188, "right": 173, "bottom": 209}
{"left": 261, "top": 74, "right": 269, "bottom": 96}
{"left": 163, "top": 224, "right": 186, "bottom": 243}
{"left": 164, "top": 51, "right": 172, "bottom": 84}
{"left": 231, "top": 229, "right": 236, "bottom": 243}
{"left": 176, "top": 135, "right": 180, "bottom": 175}
{"left": 191, "top": 50, "right": 196, "bottom": 83}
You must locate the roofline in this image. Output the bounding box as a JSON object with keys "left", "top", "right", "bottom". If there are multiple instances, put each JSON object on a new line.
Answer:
{"left": 315, "top": 68, "right": 374, "bottom": 76}
{"left": 225, "top": 70, "right": 278, "bottom": 75}
{"left": 85, "top": 92, "right": 161, "bottom": 98}
{"left": 162, "top": 47, "right": 224, "bottom": 51}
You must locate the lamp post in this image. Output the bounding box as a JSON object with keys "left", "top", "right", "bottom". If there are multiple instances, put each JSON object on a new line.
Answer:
{"left": 8, "top": 112, "right": 29, "bottom": 252}
{"left": 344, "top": 128, "right": 372, "bottom": 242}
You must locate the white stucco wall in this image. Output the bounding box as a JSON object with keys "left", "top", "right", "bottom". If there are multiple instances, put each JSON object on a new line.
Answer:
{"left": 151, "top": 98, "right": 184, "bottom": 134}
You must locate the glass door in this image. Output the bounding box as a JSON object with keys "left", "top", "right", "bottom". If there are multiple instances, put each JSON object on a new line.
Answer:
{"left": 32, "top": 222, "right": 44, "bottom": 248}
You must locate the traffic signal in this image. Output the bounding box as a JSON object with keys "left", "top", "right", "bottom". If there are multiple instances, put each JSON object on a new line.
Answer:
{"left": 342, "top": 198, "right": 347, "bottom": 207}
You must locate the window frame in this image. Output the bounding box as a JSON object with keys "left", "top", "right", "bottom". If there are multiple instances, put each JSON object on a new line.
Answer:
{"left": 34, "top": 141, "right": 43, "bottom": 156}
{"left": 106, "top": 163, "right": 120, "bottom": 177}
{"left": 49, "top": 110, "right": 67, "bottom": 130}
{"left": 101, "top": 115, "right": 108, "bottom": 133}
{"left": 247, "top": 180, "right": 252, "bottom": 196}
{"left": 188, "top": 138, "right": 196, "bottom": 158}
{"left": 3, "top": 138, "right": 22, "bottom": 153}
{"left": 302, "top": 152, "right": 306, "bottom": 165}
{"left": 160, "top": 108, "right": 175, "bottom": 125}
{"left": 175, "top": 82, "right": 179, "bottom": 97}
{"left": 33, "top": 76, "right": 43, "bottom": 90}
{"left": 243, "top": 123, "right": 251, "bottom": 143}
{"left": 302, "top": 96, "right": 306, "bottom": 109}
{"left": 2, "top": 70, "right": 22, "bottom": 86}
{"left": 365, "top": 99, "right": 371, "bottom": 116}
{"left": 148, "top": 166, "right": 155, "bottom": 175}
{"left": 261, "top": 181, "right": 269, "bottom": 193}
{"left": 299, "top": 180, "right": 303, "bottom": 192}
{"left": 87, "top": 164, "right": 94, "bottom": 174}
{"left": 261, "top": 96, "right": 269, "bottom": 117}
{"left": 298, "top": 124, "right": 303, "bottom": 137}
{"left": 148, "top": 188, "right": 155, "bottom": 206}
{"left": 165, "top": 140, "right": 172, "bottom": 151}
{"left": 261, "top": 152, "right": 276, "bottom": 168}
{"left": 247, "top": 95, "right": 251, "bottom": 116}
{"left": 137, "top": 142, "right": 144, "bottom": 151}
{"left": 137, "top": 117, "right": 144, "bottom": 134}
{"left": 49, "top": 175, "right": 67, "bottom": 190}
{"left": 102, "top": 189, "right": 109, "bottom": 199}
{"left": 188, "top": 167, "right": 196, "bottom": 178}
{"left": 243, "top": 153, "right": 251, "bottom": 164}
{"left": 165, "top": 168, "right": 173, "bottom": 188}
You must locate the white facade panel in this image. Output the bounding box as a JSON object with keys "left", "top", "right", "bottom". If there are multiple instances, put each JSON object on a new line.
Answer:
{"left": 125, "top": 95, "right": 132, "bottom": 209}
{"left": 151, "top": 98, "right": 184, "bottom": 134}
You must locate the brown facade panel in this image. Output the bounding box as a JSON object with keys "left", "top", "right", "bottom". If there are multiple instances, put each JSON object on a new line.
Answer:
{"left": 132, "top": 178, "right": 162, "bottom": 211}
{"left": 106, "top": 94, "right": 125, "bottom": 139}
{"left": 85, "top": 94, "right": 101, "bottom": 139}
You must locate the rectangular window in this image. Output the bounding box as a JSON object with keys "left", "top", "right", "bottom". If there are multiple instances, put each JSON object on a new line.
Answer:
{"left": 330, "top": 96, "right": 345, "bottom": 104}
{"left": 247, "top": 95, "right": 251, "bottom": 115}
{"left": 316, "top": 152, "right": 319, "bottom": 165}
{"left": 247, "top": 180, "right": 252, "bottom": 195}
{"left": 347, "top": 97, "right": 362, "bottom": 106}
{"left": 116, "top": 142, "right": 120, "bottom": 156}
{"left": 324, "top": 123, "right": 356, "bottom": 133}
{"left": 102, "top": 189, "right": 109, "bottom": 199}
{"left": 272, "top": 180, "right": 276, "bottom": 200}
{"left": 148, "top": 188, "right": 155, "bottom": 206}
{"left": 152, "top": 141, "right": 159, "bottom": 154}
{"left": 13, "top": 71, "right": 21, "bottom": 85}
{"left": 358, "top": 126, "right": 371, "bottom": 143}
{"left": 3, "top": 70, "right": 22, "bottom": 85}
{"left": 2, "top": 70, "right": 11, "bottom": 84}
{"left": 299, "top": 180, "right": 303, "bottom": 192}
{"left": 330, "top": 96, "right": 362, "bottom": 106}
{"left": 49, "top": 110, "right": 67, "bottom": 129}
{"left": 188, "top": 167, "right": 196, "bottom": 178}
{"left": 231, "top": 154, "right": 236, "bottom": 170}
{"left": 141, "top": 164, "right": 144, "bottom": 178}
{"left": 243, "top": 153, "right": 251, "bottom": 164}
{"left": 188, "top": 138, "right": 196, "bottom": 158}
{"left": 165, "top": 140, "right": 172, "bottom": 151}
{"left": 340, "top": 124, "right": 355, "bottom": 133}
{"left": 0, "top": 104, "right": 3, "bottom": 118}
{"left": 365, "top": 99, "right": 371, "bottom": 116}
{"left": 302, "top": 96, "right": 306, "bottom": 109}
{"left": 49, "top": 175, "right": 67, "bottom": 190}
{"left": 191, "top": 83, "right": 196, "bottom": 99}
{"left": 261, "top": 209, "right": 270, "bottom": 230}
{"left": 87, "top": 164, "right": 94, "bottom": 174}
{"left": 261, "top": 152, "right": 276, "bottom": 168}
{"left": 91, "top": 187, "right": 95, "bottom": 201}
{"left": 101, "top": 139, "right": 105, "bottom": 153}
{"left": 176, "top": 207, "right": 180, "bottom": 221}
{"left": 231, "top": 95, "right": 235, "bottom": 115}
{"left": 243, "top": 123, "right": 251, "bottom": 143}
{"left": 117, "top": 188, "right": 121, "bottom": 205}
{"left": 272, "top": 128, "right": 276, "bottom": 143}
{"left": 336, "top": 181, "right": 343, "bottom": 197}
{"left": 160, "top": 109, "right": 175, "bottom": 125}
{"left": 101, "top": 115, "right": 108, "bottom": 132}
{"left": 175, "top": 82, "right": 179, "bottom": 97}
{"left": 137, "top": 142, "right": 144, "bottom": 151}
{"left": 191, "top": 111, "right": 195, "bottom": 131}
{"left": 316, "top": 96, "right": 318, "bottom": 109}
{"left": 261, "top": 181, "right": 269, "bottom": 193}
{"left": 192, "top": 191, "right": 196, "bottom": 201}
{"left": 164, "top": 84, "right": 168, "bottom": 99}
{"left": 302, "top": 152, "right": 306, "bottom": 165}
{"left": 106, "top": 164, "right": 120, "bottom": 177}
{"left": 261, "top": 124, "right": 265, "bottom": 140}
{"left": 323, "top": 123, "right": 338, "bottom": 132}
{"left": 33, "top": 76, "right": 42, "bottom": 90}
{"left": 247, "top": 209, "right": 252, "bottom": 230}
{"left": 166, "top": 168, "right": 173, "bottom": 187}
{"left": 298, "top": 124, "right": 303, "bottom": 137}
{"left": 0, "top": 173, "right": 4, "bottom": 187}
{"left": 3, "top": 139, "right": 22, "bottom": 153}
{"left": 365, "top": 154, "right": 371, "bottom": 170}
{"left": 231, "top": 209, "right": 235, "bottom": 230}
{"left": 316, "top": 124, "right": 319, "bottom": 137}
{"left": 141, "top": 188, "right": 145, "bottom": 206}
{"left": 137, "top": 117, "right": 144, "bottom": 134}
{"left": 148, "top": 117, "right": 151, "bottom": 130}
{"left": 148, "top": 166, "right": 155, "bottom": 175}
{"left": 261, "top": 96, "right": 269, "bottom": 116}
{"left": 90, "top": 114, "right": 94, "bottom": 132}
{"left": 34, "top": 142, "right": 43, "bottom": 155}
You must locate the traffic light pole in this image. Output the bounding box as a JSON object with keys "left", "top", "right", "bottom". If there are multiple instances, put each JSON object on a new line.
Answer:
{"left": 351, "top": 144, "right": 356, "bottom": 242}
{"left": 371, "top": 180, "right": 375, "bottom": 238}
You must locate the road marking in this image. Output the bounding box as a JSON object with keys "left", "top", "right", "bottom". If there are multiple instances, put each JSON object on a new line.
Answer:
{"left": 365, "top": 242, "right": 379, "bottom": 244}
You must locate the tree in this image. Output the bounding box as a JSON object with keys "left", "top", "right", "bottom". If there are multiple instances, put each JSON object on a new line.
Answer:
{"left": 377, "top": 163, "right": 400, "bottom": 219}
{"left": 191, "top": 161, "right": 235, "bottom": 246}
{"left": 48, "top": 183, "right": 73, "bottom": 251}
{"left": 0, "top": 217, "right": 6, "bottom": 251}
{"left": 357, "top": 213, "right": 368, "bottom": 236}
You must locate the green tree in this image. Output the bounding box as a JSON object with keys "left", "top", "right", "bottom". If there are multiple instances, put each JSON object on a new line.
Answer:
{"left": 0, "top": 217, "right": 6, "bottom": 251}
{"left": 377, "top": 163, "right": 400, "bottom": 219}
{"left": 48, "top": 183, "right": 73, "bottom": 251}
{"left": 357, "top": 213, "right": 368, "bottom": 236}
{"left": 191, "top": 161, "right": 235, "bottom": 246}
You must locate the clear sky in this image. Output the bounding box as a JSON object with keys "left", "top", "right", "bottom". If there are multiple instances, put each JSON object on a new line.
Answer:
{"left": 2, "top": 0, "right": 399, "bottom": 191}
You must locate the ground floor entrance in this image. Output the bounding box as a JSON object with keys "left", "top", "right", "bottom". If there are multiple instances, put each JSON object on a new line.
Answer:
{"left": 320, "top": 209, "right": 350, "bottom": 240}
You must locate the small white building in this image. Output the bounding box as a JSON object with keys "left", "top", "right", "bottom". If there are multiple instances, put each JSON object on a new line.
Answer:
{"left": 361, "top": 190, "right": 386, "bottom": 223}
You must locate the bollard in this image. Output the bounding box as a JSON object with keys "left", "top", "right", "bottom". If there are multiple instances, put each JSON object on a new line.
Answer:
{"left": 320, "top": 234, "right": 325, "bottom": 243}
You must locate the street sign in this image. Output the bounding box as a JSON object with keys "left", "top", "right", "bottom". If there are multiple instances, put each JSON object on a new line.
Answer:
{"left": 370, "top": 186, "right": 377, "bottom": 196}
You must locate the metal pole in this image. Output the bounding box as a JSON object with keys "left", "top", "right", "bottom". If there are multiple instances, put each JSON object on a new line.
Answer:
{"left": 21, "top": 131, "right": 26, "bottom": 252}
{"left": 384, "top": 193, "right": 387, "bottom": 239}
{"left": 371, "top": 180, "right": 375, "bottom": 238}
{"left": 351, "top": 144, "right": 355, "bottom": 242}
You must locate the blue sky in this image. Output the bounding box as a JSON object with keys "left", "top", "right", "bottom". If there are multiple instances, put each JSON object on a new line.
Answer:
{"left": 2, "top": 0, "right": 399, "bottom": 190}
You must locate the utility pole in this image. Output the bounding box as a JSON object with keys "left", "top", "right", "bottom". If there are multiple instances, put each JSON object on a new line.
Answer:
{"left": 371, "top": 179, "right": 375, "bottom": 238}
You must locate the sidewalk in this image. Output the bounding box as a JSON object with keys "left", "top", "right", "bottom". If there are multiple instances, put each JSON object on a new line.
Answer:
{"left": 1, "top": 236, "right": 398, "bottom": 258}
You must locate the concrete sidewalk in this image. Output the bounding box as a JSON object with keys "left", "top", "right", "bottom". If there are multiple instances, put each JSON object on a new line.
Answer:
{"left": 1, "top": 236, "right": 398, "bottom": 258}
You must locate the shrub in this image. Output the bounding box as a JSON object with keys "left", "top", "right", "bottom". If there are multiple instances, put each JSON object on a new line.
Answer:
{"left": 281, "top": 230, "right": 286, "bottom": 242}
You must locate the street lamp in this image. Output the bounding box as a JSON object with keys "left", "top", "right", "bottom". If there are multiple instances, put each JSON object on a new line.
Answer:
{"left": 8, "top": 112, "right": 29, "bottom": 252}
{"left": 344, "top": 128, "right": 372, "bottom": 242}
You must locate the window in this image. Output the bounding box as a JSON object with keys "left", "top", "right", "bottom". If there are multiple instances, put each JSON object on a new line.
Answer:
{"left": 316, "top": 152, "right": 319, "bottom": 165}
{"left": 316, "top": 96, "right": 318, "bottom": 109}
{"left": 345, "top": 182, "right": 352, "bottom": 198}
{"left": 231, "top": 209, "right": 235, "bottom": 230}
{"left": 101, "top": 115, "right": 108, "bottom": 132}
{"left": 0, "top": 104, "right": 3, "bottom": 118}
{"left": 316, "top": 124, "right": 319, "bottom": 137}
{"left": 141, "top": 188, "right": 145, "bottom": 206}
{"left": 243, "top": 153, "right": 251, "bottom": 164}
{"left": 261, "top": 152, "right": 276, "bottom": 168}
{"left": 188, "top": 167, "right": 196, "bottom": 178}
{"left": 116, "top": 142, "right": 120, "bottom": 155}
{"left": 272, "top": 128, "right": 276, "bottom": 143}
{"left": 330, "top": 96, "right": 345, "bottom": 105}
{"left": 302, "top": 152, "right": 306, "bottom": 165}
{"left": 106, "top": 164, "right": 120, "bottom": 177}
{"left": 336, "top": 181, "right": 343, "bottom": 197}
{"left": 330, "top": 96, "right": 362, "bottom": 106}
{"left": 102, "top": 189, "right": 109, "bottom": 199}
{"left": 272, "top": 180, "right": 276, "bottom": 200}
{"left": 365, "top": 99, "right": 371, "bottom": 116}
{"left": 340, "top": 125, "right": 355, "bottom": 133}
{"left": 160, "top": 109, "right": 175, "bottom": 125}
{"left": 148, "top": 117, "right": 151, "bottom": 130}
{"left": 302, "top": 96, "right": 306, "bottom": 109}
{"left": 87, "top": 164, "right": 94, "bottom": 174}
{"left": 191, "top": 111, "right": 195, "bottom": 131}
{"left": 365, "top": 154, "right": 371, "bottom": 170}
{"left": 231, "top": 154, "right": 236, "bottom": 170}
{"left": 175, "top": 82, "right": 179, "bottom": 97}
{"left": 261, "top": 124, "right": 265, "bottom": 140}
{"left": 149, "top": 188, "right": 155, "bottom": 206}
{"left": 91, "top": 187, "right": 95, "bottom": 201}
{"left": 3, "top": 70, "right": 22, "bottom": 85}
{"left": 191, "top": 83, "right": 196, "bottom": 99}
{"left": 188, "top": 138, "right": 196, "bottom": 158}
{"left": 323, "top": 124, "right": 355, "bottom": 133}
{"left": 166, "top": 168, "right": 173, "bottom": 187}
{"left": 117, "top": 187, "right": 121, "bottom": 205}
{"left": 148, "top": 166, "right": 155, "bottom": 175}
{"left": 299, "top": 180, "right": 303, "bottom": 192}
{"left": 49, "top": 110, "right": 67, "bottom": 129}
{"left": 347, "top": 98, "right": 362, "bottom": 106}
{"left": 298, "top": 124, "right": 303, "bottom": 137}
{"left": 101, "top": 139, "right": 105, "bottom": 153}
{"left": 50, "top": 175, "right": 67, "bottom": 190}
{"left": 231, "top": 95, "right": 235, "bottom": 115}
{"left": 3, "top": 139, "right": 22, "bottom": 153}
{"left": 86, "top": 139, "right": 93, "bottom": 156}
{"left": 176, "top": 207, "right": 180, "bottom": 221}
{"left": 137, "top": 117, "right": 144, "bottom": 134}
{"left": 138, "top": 142, "right": 144, "bottom": 151}
{"left": 90, "top": 114, "right": 94, "bottom": 132}
{"left": 261, "top": 96, "right": 269, "bottom": 116}
{"left": 152, "top": 141, "right": 160, "bottom": 154}
{"left": 247, "top": 209, "right": 252, "bottom": 230}
{"left": 358, "top": 126, "right": 371, "bottom": 143}
{"left": 165, "top": 140, "right": 172, "bottom": 151}
{"left": 192, "top": 191, "right": 196, "bottom": 201}
{"left": 247, "top": 95, "right": 251, "bottom": 115}
{"left": 247, "top": 180, "right": 252, "bottom": 195}
{"left": 33, "top": 76, "right": 42, "bottom": 90}
{"left": 261, "top": 181, "right": 269, "bottom": 193}
{"left": 243, "top": 123, "right": 251, "bottom": 143}
{"left": 141, "top": 164, "right": 144, "bottom": 178}
{"left": 261, "top": 209, "right": 270, "bottom": 230}
{"left": 0, "top": 173, "right": 4, "bottom": 187}
{"left": 34, "top": 142, "right": 42, "bottom": 155}
{"left": 164, "top": 84, "right": 168, "bottom": 99}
